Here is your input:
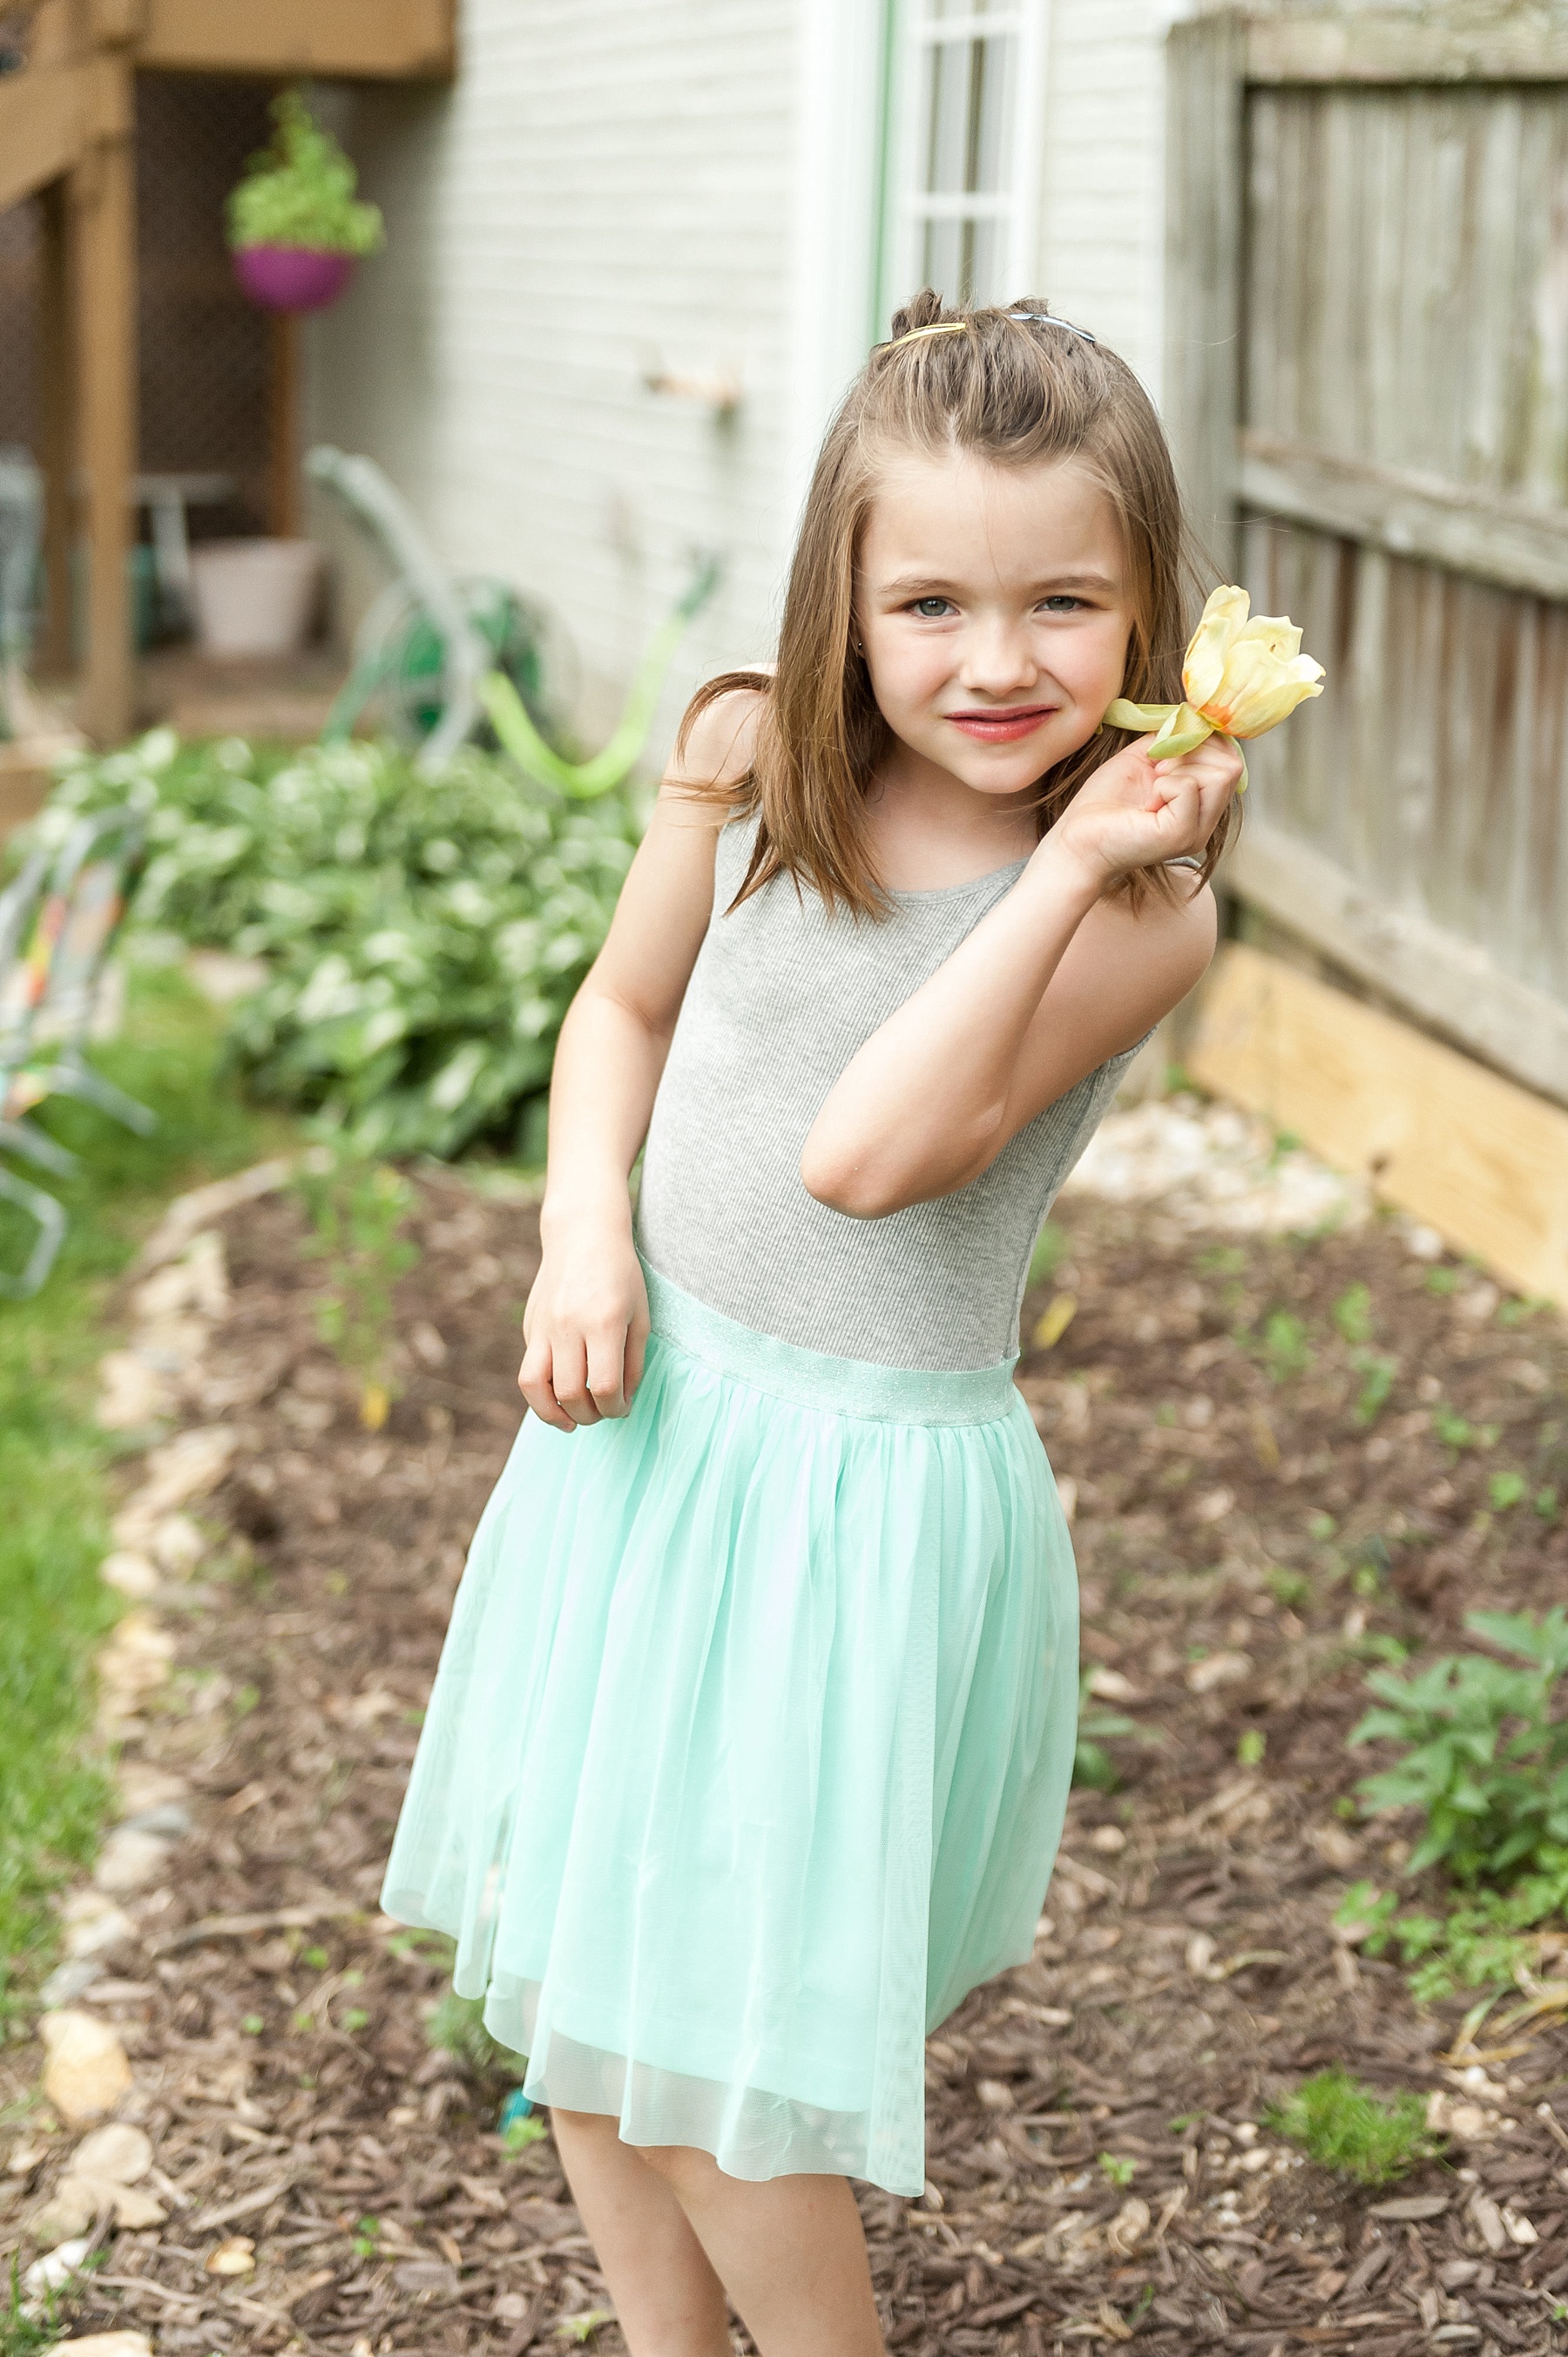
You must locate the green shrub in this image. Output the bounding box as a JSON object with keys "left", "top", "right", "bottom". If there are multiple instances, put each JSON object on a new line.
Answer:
{"left": 227, "top": 90, "right": 384, "bottom": 256}
{"left": 1264, "top": 2069, "right": 1436, "bottom": 2185}
{"left": 30, "top": 730, "right": 639, "bottom": 1157}
{"left": 1349, "top": 1607, "right": 1568, "bottom": 1882}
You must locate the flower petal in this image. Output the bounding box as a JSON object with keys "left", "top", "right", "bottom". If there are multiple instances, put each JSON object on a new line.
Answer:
{"left": 1182, "top": 586, "right": 1251, "bottom": 708}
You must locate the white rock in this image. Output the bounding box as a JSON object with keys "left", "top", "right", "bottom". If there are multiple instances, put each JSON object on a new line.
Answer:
{"left": 136, "top": 1157, "right": 291, "bottom": 1273}
{"left": 148, "top": 1514, "right": 205, "bottom": 1576}
{"left": 21, "top": 2235, "right": 92, "bottom": 2299}
{"left": 63, "top": 1907, "right": 132, "bottom": 1961}
{"left": 94, "top": 1354, "right": 174, "bottom": 1433}
{"left": 1186, "top": 1650, "right": 1253, "bottom": 1694}
{"left": 38, "top": 2011, "right": 132, "bottom": 2123}
{"left": 115, "top": 1763, "right": 188, "bottom": 1817}
{"left": 123, "top": 1426, "right": 236, "bottom": 1521}
{"left": 92, "top": 1828, "right": 172, "bottom": 1896}
{"left": 70, "top": 2123, "right": 151, "bottom": 2184}
{"left": 131, "top": 1229, "right": 227, "bottom": 1324}
{"left": 43, "top": 2334, "right": 152, "bottom": 2356}
{"left": 98, "top": 1551, "right": 159, "bottom": 1600}
{"left": 95, "top": 1614, "right": 175, "bottom": 1708}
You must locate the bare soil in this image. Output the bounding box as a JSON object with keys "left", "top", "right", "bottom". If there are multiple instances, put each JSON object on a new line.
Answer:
{"left": 4, "top": 1171, "right": 1567, "bottom": 2355}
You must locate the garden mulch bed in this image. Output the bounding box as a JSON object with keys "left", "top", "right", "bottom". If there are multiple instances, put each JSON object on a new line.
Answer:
{"left": 4, "top": 1168, "right": 1568, "bottom": 2354}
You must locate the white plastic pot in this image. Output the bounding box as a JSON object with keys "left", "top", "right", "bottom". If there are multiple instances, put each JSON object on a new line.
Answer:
{"left": 189, "top": 538, "right": 323, "bottom": 658}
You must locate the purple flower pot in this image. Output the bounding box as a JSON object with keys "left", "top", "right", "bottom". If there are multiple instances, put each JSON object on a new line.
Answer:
{"left": 233, "top": 245, "right": 357, "bottom": 314}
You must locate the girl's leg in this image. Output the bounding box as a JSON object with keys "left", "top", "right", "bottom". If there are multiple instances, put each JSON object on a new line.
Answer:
{"left": 640, "top": 2144, "right": 887, "bottom": 2357}
{"left": 550, "top": 2109, "right": 732, "bottom": 2357}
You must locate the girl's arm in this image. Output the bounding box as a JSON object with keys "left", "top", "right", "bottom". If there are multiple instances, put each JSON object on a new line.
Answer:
{"left": 801, "top": 734, "right": 1240, "bottom": 1217}
{"left": 519, "top": 691, "right": 760, "bottom": 1430}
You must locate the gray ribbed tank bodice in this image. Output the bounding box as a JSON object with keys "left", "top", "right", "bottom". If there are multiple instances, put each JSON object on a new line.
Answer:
{"left": 634, "top": 816, "right": 1139, "bottom": 1371}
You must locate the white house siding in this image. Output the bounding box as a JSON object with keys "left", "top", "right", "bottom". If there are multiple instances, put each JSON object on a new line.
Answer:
{"left": 304, "top": 0, "right": 809, "bottom": 746}
{"left": 1033, "top": 0, "right": 1168, "bottom": 399}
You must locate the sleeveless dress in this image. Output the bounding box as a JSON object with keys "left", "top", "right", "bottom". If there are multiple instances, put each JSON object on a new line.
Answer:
{"left": 382, "top": 816, "right": 1142, "bottom": 2196}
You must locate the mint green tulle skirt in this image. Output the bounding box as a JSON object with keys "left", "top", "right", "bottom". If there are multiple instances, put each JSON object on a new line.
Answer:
{"left": 382, "top": 1266, "right": 1078, "bottom": 2195}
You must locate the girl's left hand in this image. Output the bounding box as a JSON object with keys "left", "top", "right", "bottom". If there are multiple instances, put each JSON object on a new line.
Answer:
{"left": 1042, "top": 732, "right": 1243, "bottom": 892}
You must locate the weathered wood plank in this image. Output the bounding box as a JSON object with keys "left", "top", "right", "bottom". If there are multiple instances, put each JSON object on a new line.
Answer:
{"left": 1248, "top": 12, "right": 1568, "bottom": 86}
{"left": 1227, "top": 816, "right": 1568, "bottom": 1106}
{"left": 71, "top": 59, "right": 137, "bottom": 748}
{"left": 1243, "top": 521, "right": 1568, "bottom": 1007}
{"left": 1240, "top": 430, "right": 1568, "bottom": 601}
{"left": 1187, "top": 943, "right": 1568, "bottom": 1306}
{"left": 1163, "top": 11, "right": 1246, "bottom": 573}
{"left": 135, "top": 0, "right": 456, "bottom": 78}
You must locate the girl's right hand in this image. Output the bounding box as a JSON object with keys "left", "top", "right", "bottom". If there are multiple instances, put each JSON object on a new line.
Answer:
{"left": 517, "top": 1213, "right": 650, "bottom": 1431}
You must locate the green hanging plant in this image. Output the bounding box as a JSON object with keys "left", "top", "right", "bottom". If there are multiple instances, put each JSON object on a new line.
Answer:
{"left": 226, "top": 89, "right": 385, "bottom": 257}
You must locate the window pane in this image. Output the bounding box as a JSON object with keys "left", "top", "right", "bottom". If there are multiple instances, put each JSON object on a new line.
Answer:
{"left": 926, "top": 0, "right": 1008, "bottom": 18}
{"left": 920, "top": 214, "right": 1004, "bottom": 307}
{"left": 924, "top": 39, "right": 975, "bottom": 196}
{"left": 968, "top": 35, "right": 1013, "bottom": 194}
{"left": 922, "top": 34, "right": 1014, "bottom": 197}
{"left": 921, "top": 218, "right": 964, "bottom": 303}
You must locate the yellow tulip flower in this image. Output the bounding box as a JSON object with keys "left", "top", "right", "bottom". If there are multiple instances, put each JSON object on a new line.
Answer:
{"left": 1104, "top": 584, "right": 1324, "bottom": 781}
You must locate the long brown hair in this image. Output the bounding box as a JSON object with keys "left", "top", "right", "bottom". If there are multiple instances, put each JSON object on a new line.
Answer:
{"left": 679, "top": 288, "right": 1234, "bottom": 916}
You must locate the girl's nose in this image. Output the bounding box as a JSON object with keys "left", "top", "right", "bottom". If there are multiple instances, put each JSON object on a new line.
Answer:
{"left": 957, "top": 620, "right": 1037, "bottom": 697}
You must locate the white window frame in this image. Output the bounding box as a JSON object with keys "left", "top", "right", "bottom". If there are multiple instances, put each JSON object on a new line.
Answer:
{"left": 877, "top": 0, "right": 1051, "bottom": 326}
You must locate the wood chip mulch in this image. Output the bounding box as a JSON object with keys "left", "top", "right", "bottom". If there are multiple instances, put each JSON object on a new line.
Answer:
{"left": 3, "top": 1168, "right": 1566, "bottom": 2354}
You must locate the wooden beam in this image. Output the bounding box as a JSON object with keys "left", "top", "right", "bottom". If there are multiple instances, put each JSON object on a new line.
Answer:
{"left": 1187, "top": 942, "right": 1568, "bottom": 1307}
{"left": 1248, "top": 11, "right": 1568, "bottom": 86}
{"left": 71, "top": 60, "right": 138, "bottom": 747}
{"left": 36, "top": 179, "right": 75, "bottom": 678}
{"left": 0, "top": 59, "right": 98, "bottom": 212}
{"left": 1240, "top": 429, "right": 1568, "bottom": 604}
{"left": 135, "top": 0, "right": 456, "bottom": 78}
{"left": 1163, "top": 11, "right": 1246, "bottom": 575}
{"left": 1227, "top": 817, "right": 1568, "bottom": 1110}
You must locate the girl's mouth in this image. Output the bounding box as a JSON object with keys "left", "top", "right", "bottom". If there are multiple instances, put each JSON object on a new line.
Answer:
{"left": 945, "top": 706, "right": 1055, "bottom": 744}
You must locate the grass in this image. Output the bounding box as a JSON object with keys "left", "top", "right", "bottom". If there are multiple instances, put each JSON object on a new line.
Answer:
{"left": 1264, "top": 2069, "right": 1438, "bottom": 2185}
{"left": 0, "top": 963, "right": 294, "bottom": 2020}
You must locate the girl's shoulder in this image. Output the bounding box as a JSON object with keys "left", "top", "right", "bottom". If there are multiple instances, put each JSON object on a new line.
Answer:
{"left": 666, "top": 671, "right": 772, "bottom": 803}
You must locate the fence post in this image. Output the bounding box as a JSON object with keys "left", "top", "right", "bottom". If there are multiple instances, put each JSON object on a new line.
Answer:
{"left": 1164, "top": 10, "right": 1247, "bottom": 582}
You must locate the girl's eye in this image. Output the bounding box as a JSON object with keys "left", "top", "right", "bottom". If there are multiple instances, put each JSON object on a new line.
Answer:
{"left": 1039, "top": 595, "right": 1085, "bottom": 613}
{"left": 911, "top": 597, "right": 954, "bottom": 619}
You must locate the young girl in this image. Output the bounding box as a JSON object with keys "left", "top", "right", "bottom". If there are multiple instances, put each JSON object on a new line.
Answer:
{"left": 383, "top": 292, "right": 1242, "bottom": 2355}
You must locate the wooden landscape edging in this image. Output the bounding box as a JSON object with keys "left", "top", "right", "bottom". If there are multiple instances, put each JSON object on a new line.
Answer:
{"left": 1226, "top": 816, "right": 1568, "bottom": 1109}
{"left": 1186, "top": 940, "right": 1568, "bottom": 1306}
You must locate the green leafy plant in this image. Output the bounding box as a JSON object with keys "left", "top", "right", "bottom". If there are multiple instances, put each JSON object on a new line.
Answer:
{"left": 227, "top": 90, "right": 384, "bottom": 256}
{"left": 1332, "top": 1282, "right": 1373, "bottom": 1345}
{"left": 1431, "top": 1404, "right": 1498, "bottom": 1452}
{"left": 1072, "top": 1668, "right": 1159, "bottom": 1791}
{"left": 1260, "top": 1311, "right": 1312, "bottom": 1383}
{"left": 425, "top": 1988, "right": 527, "bottom": 2083}
{"left": 295, "top": 1149, "right": 419, "bottom": 1427}
{"left": 1264, "top": 2069, "right": 1436, "bottom": 2185}
{"left": 1350, "top": 1350, "right": 1396, "bottom": 1426}
{"left": 1349, "top": 1607, "right": 1568, "bottom": 1881}
{"left": 1098, "top": 2152, "right": 1137, "bottom": 2186}
{"left": 1488, "top": 1471, "right": 1528, "bottom": 1512}
{"left": 33, "top": 730, "right": 639, "bottom": 1156}
{"left": 1336, "top": 1868, "right": 1568, "bottom": 2001}
{"left": 351, "top": 2216, "right": 382, "bottom": 2259}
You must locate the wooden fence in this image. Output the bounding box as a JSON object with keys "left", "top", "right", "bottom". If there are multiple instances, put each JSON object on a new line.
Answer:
{"left": 1166, "top": 5, "right": 1568, "bottom": 1113}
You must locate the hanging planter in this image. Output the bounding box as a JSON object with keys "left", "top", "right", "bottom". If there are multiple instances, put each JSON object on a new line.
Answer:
{"left": 226, "top": 90, "right": 384, "bottom": 315}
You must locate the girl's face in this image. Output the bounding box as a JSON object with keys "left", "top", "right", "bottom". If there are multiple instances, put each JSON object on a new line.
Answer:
{"left": 855, "top": 447, "right": 1134, "bottom": 799}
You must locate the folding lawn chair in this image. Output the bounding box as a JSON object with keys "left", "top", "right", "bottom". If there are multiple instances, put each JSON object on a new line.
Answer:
{"left": 0, "top": 805, "right": 152, "bottom": 1297}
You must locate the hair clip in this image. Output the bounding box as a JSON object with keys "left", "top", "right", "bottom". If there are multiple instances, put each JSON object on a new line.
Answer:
{"left": 880, "top": 320, "right": 971, "bottom": 352}
{"left": 1005, "top": 309, "right": 1097, "bottom": 343}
